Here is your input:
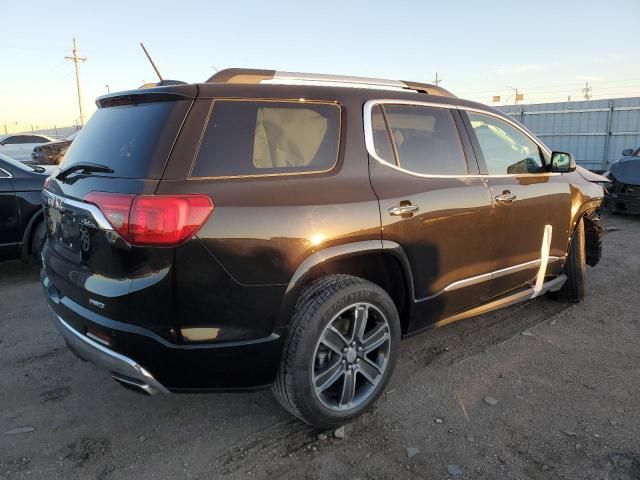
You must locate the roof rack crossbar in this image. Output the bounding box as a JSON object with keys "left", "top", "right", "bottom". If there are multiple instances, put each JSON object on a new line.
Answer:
{"left": 206, "top": 68, "right": 456, "bottom": 97}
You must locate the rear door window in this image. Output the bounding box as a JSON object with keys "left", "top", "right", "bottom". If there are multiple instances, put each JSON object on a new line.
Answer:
{"left": 191, "top": 100, "right": 340, "bottom": 178}
{"left": 371, "top": 104, "right": 469, "bottom": 176}
{"left": 60, "top": 100, "right": 191, "bottom": 179}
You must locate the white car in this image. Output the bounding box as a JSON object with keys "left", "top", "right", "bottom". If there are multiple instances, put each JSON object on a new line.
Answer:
{"left": 0, "top": 134, "right": 55, "bottom": 163}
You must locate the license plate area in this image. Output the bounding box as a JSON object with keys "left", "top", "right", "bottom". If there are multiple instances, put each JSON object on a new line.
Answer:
{"left": 45, "top": 201, "right": 97, "bottom": 258}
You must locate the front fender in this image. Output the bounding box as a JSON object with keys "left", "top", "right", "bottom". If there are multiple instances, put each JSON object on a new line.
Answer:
{"left": 569, "top": 180, "right": 604, "bottom": 237}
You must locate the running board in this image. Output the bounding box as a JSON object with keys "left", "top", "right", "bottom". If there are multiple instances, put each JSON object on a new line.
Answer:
{"left": 432, "top": 274, "right": 567, "bottom": 329}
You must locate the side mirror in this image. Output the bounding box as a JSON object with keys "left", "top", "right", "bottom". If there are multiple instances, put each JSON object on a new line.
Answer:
{"left": 622, "top": 148, "right": 634, "bottom": 156}
{"left": 550, "top": 151, "right": 576, "bottom": 173}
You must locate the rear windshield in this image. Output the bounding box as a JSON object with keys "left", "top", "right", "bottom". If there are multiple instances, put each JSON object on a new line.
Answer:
{"left": 60, "top": 100, "right": 190, "bottom": 179}
{"left": 191, "top": 100, "right": 340, "bottom": 178}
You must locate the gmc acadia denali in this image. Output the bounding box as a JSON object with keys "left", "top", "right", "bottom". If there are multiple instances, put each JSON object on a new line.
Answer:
{"left": 41, "top": 69, "right": 604, "bottom": 427}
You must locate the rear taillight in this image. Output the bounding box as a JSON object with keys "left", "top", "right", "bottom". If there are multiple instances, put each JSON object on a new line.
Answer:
{"left": 84, "top": 192, "right": 135, "bottom": 239}
{"left": 83, "top": 192, "right": 213, "bottom": 246}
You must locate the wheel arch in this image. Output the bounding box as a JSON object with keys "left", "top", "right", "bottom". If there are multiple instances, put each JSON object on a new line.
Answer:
{"left": 567, "top": 199, "right": 603, "bottom": 268}
{"left": 277, "top": 240, "right": 415, "bottom": 334}
{"left": 20, "top": 209, "right": 44, "bottom": 260}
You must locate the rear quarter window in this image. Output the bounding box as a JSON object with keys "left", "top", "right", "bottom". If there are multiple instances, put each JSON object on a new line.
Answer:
{"left": 191, "top": 100, "right": 341, "bottom": 178}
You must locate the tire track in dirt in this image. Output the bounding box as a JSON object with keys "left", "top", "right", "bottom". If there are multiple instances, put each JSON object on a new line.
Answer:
{"left": 409, "top": 297, "right": 569, "bottom": 370}
{"left": 209, "top": 296, "right": 570, "bottom": 476}
{"left": 211, "top": 418, "right": 316, "bottom": 475}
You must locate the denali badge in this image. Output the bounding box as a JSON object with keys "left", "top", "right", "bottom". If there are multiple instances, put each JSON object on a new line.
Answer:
{"left": 89, "top": 299, "right": 105, "bottom": 309}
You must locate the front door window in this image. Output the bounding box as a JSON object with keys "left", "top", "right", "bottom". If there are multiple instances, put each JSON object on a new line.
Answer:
{"left": 467, "top": 112, "right": 545, "bottom": 175}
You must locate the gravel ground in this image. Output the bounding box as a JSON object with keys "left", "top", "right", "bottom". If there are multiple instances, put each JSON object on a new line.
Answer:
{"left": 1, "top": 213, "right": 639, "bottom": 480}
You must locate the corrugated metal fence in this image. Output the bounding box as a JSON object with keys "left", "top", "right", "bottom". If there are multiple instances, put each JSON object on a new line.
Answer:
{"left": 498, "top": 97, "right": 640, "bottom": 170}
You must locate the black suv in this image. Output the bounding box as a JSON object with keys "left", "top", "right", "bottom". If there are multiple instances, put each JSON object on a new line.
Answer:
{"left": 42, "top": 69, "right": 604, "bottom": 427}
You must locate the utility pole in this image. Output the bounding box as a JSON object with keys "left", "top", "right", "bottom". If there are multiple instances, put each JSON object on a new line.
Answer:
{"left": 506, "top": 85, "right": 524, "bottom": 105}
{"left": 433, "top": 72, "right": 442, "bottom": 86}
{"left": 582, "top": 81, "right": 592, "bottom": 101}
{"left": 65, "top": 37, "right": 87, "bottom": 126}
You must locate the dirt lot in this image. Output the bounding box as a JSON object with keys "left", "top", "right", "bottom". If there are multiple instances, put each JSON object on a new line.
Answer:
{"left": 1, "top": 213, "right": 639, "bottom": 480}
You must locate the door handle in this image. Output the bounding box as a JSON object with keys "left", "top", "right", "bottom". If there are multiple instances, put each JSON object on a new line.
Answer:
{"left": 495, "top": 191, "right": 516, "bottom": 204}
{"left": 388, "top": 204, "right": 420, "bottom": 216}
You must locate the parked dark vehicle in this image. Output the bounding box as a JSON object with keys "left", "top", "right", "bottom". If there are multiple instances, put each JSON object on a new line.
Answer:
{"left": 41, "top": 69, "right": 604, "bottom": 427}
{"left": 0, "top": 153, "right": 52, "bottom": 263}
{"left": 31, "top": 132, "right": 77, "bottom": 165}
{"left": 606, "top": 147, "right": 640, "bottom": 214}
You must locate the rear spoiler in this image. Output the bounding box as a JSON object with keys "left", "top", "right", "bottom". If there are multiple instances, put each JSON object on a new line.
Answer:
{"left": 95, "top": 84, "right": 197, "bottom": 108}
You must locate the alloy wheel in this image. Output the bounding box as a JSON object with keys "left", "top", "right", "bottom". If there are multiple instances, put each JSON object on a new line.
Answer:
{"left": 311, "top": 302, "right": 391, "bottom": 411}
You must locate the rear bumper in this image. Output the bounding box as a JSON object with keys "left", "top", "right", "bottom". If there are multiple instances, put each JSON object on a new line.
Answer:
{"left": 53, "top": 311, "right": 169, "bottom": 395}
{"left": 43, "top": 272, "right": 286, "bottom": 392}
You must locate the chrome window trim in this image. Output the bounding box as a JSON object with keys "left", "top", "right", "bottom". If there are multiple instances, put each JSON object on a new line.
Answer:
{"left": 459, "top": 105, "right": 552, "bottom": 157}
{"left": 42, "top": 189, "right": 113, "bottom": 231}
{"left": 363, "top": 99, "right": 557, "bottom": 179}
{"left": 0, "top": 167, "right": 13, "bottom": 179}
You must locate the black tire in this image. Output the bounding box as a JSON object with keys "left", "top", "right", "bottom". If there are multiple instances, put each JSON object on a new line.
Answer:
{"left": 555, "top": 218, "right": 586, "bottom": 302}
{"left": 30, "top": 220, "right": 46, "bottom": 265}
{"left": 273, "top": 274, "right": 401, "bottom": 428}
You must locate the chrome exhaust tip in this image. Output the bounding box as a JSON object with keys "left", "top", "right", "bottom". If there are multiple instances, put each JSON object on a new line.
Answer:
{"left": 111, "top": 373, "right": 158, "bottom": 395}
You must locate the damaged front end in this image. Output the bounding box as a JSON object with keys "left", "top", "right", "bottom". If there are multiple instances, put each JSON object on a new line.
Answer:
{"left": 606, "top": 155, "right": 640, "bottom": 214}
{"left": 584, "top": 211, "right": 604, "bottom": 267}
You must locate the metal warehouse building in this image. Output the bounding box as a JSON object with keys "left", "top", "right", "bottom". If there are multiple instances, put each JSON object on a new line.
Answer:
{"left": 498, "top": 97, "right": 640, "bottom": 171}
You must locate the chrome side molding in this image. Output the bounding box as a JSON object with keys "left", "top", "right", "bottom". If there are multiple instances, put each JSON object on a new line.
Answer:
{"left": 435, "top": 274, "right": 567, "bottom": 330}
{"left": 443, "top": 255, "right": 562, "bottom": 293}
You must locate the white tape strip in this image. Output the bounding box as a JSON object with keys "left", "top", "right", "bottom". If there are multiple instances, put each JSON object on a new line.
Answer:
{"left": 531, "top": 224, "right": 553, "bottom": 298}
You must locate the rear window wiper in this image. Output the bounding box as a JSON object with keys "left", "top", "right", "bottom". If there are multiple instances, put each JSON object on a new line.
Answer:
{"left": 56, "top": 162, "right": 114, "bottom": 182}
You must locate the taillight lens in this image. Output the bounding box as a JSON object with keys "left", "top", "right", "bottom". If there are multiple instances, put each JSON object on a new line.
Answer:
{"left": 83, "top": 192, "right": 213, "bottom": 246}
{"left": 84, "top": 192, "right": 134, "bottom": 239}
{"left": 130, "top": 195, "right": 213, "bottom": 245}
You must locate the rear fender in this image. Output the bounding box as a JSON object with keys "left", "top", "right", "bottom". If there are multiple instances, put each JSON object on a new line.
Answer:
{"left": 275, "top": 240, "right": 415, "bottom": 330}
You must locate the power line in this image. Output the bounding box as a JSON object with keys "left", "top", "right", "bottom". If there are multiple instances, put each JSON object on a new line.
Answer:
{"left": 65, "top": 36, "right": 87, "bottom": 126}
{"left": 456, "top": 78, "right": 640, "bottom": 97}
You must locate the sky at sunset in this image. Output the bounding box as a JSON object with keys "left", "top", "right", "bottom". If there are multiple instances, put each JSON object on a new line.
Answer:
{"left": 2, "top": 0, "right": 639, "bottom": 131}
